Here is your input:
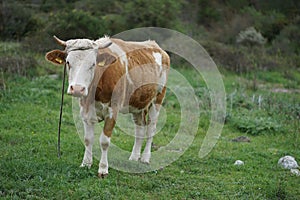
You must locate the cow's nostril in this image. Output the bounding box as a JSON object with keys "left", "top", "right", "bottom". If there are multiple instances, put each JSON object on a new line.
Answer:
{"left": 69, "top": 85, "right": 86, "bottom": 96}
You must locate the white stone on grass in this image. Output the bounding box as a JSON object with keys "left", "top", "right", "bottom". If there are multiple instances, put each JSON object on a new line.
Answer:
{"left": 278, "top": 155, "right": 299, "bottom": 169}
{"left": 234, "top": 160, "right": 244, "bottom": 166}
{"left": 290, "top": 169, "right": 300, "bottom": 177}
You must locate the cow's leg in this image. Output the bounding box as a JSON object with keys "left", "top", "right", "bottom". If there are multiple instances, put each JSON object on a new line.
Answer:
{"left": 79, "top": 101, "right": 97, "bottom": 168}
{"left": 141, "top": 88, "right": 166, "bottom": 163}
{"left": 141, "top": 103, "right": 160, "bottom": 164}
{"left": 129, "top": 111, "right": 146, "bottom": 161}
{"left": 98, "top": 116, "right": 115, "bottom": 177}
{"left": 80, "top": 122, "right": 95, "bottom": 168}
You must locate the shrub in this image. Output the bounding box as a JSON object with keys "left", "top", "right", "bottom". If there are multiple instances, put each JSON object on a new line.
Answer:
{"left": 226, "top": 0, "right": 249, "bottom": 10}
{"left": 0, "top": 56, "right": 37, "bottom": 77}
{"left": 23, "top": 9, "right": 110, "bottom": 53}
{"left": 0, "top": 42, "right": 37, "bottom": 77}
{"left": 202, "top": 41, "right": 252, "bottom": 73}
{"left": 236, "top": 27, "right": 267, "bottom": 46}
{"left": 0, "top": 3, "right": 39, "bottom": 40}
{"left": 123, "top": 0, "right": 182, "bottom": 29}
{"left": 242, "top": 7, "right": 287, "bottom": 42}
{"left": 253, "top": 0, "right": 300, "bottom": 18}
{"left": 102, "top": 14, "right": 127, "bottom": 35}
{"left": 271, "top": 23, "right": 300, "bottom": 55}
{"left": 212, "top": 13, "right": 254, "bottom": 44}
{"left": 231, "top": 108, "right": 281, "bottom": 135}
{"left": 197, "top": 0, "right": 221, "bottom": 26}
{"left": 74, "top": 0, "right": 116, "bottom": 15}
{"left": 40, "top": 0, "right": 69, "bottom": 12}
{"left": 227, "top": 89, "right": 300, "bottom": 136}
{"left": 203, "top": 38, "right": 294, "bottom": 73}
{"left": 46, "top": 9, "right": 108, "bottom": 40}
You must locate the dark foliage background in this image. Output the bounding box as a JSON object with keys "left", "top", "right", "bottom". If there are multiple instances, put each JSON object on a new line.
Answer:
{"left": 1, "top": 0, "right": 300, "bottom": 75}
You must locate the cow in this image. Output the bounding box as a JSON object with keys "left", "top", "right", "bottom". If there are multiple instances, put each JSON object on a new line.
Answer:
{"left": 45, "top": 36, "right": 170, "bottom": 177}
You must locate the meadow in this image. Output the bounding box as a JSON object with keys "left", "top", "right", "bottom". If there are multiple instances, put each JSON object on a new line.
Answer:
{"left": 0, "top": 45, "right": 300, "bottom": 199}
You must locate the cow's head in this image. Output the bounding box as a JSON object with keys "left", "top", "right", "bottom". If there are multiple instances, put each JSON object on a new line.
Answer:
{"left": 46, "top": 36, "right": 113, "bottom": 97}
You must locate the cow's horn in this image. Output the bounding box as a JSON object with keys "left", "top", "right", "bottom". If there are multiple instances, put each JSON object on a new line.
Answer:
{"left": 53, "top": 35, "right": 66, "bottom": 47}
{"left": 99, "top": 41, "right": 112, "bottom": 49}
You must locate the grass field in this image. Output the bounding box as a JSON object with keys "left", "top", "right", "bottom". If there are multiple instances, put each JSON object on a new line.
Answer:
{"left": 1, "top": 56, "right": 300, "bottom": 199}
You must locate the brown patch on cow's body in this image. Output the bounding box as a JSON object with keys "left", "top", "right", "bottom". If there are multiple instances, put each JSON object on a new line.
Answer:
{"left": 94, "top": 38, "right": 170, "bottom": 114}
{"left": 103, "top": 117, "right": 116, "bottom": 137}
{"left": 155, "top": 86, "right": 167, "bottom": 105}
{"left": 129, "top": 84, "right": 157, "bottom": 110}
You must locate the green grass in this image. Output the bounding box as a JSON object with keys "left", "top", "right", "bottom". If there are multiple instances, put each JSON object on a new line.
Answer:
{"left": 1, "top": 65, "right": 300, "bottom": 199}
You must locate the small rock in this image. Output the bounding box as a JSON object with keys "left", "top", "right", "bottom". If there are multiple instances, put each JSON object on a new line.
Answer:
{"left": 232, "top": 136, "right": 251, "bottom": 142}
{"left": 290, "top": 169, "right": 300, "bottom": 176}
{"left": 234, "top": 160, "right": 244, "bottom": 166}
{"left": 278, "top": 155, "right": 299, "bottom": 169}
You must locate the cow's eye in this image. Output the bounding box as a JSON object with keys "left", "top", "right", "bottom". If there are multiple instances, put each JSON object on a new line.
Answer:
{"left": 89, "top": 63, "right": 95, "bottom": 70}
{"left": 66, "top": 61, "right": 71, "bottom": 70}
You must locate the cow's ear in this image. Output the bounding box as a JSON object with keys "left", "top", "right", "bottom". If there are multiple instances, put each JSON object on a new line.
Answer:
{"left": 45, "top": 50, "right": 66, "bottom": 65}
{"left": 97, "top": 53, "right": 117, "bottom": 67}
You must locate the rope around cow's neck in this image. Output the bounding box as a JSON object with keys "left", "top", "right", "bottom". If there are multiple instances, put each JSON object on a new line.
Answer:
{"left": 57, "top": 64, "right": 67, "bottom": 158}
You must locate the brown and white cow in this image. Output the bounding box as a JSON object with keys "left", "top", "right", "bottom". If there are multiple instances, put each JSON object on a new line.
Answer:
{"left": 46, "top": 36, "right": 170, "bottom": 177}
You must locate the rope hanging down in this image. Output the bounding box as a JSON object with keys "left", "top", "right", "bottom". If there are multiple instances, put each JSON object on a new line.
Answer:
{"left": 57, "top": 64, "right": 67, "bottom": 158}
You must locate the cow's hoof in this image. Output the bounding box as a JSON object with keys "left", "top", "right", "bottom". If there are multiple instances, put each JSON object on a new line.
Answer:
{"left": 140, "top": 154, "right": 150, "bottom": 164}
{"left": 98, "top": 173, "right": 108, "bottom": 178}
{"left": 98, "top": 163, "right": 108, "bottom": 177}
{"left": 140, "top": 159, "right": 150, "bottom": 164}
{"left": 129, "top": 153, "right": 140, "bottom": 161}
{"left": 80, "top": 163, "right": 92, "bottom": 169}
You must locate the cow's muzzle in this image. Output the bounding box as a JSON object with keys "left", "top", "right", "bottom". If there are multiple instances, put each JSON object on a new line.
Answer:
{"left": 68, "top": 85, "right": 87, "bottom": 97}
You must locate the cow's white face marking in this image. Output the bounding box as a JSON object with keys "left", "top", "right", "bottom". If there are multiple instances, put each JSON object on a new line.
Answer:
{"left": 62, "top": 37, "right": 112, "bottom": 97}
{"left": 66, "top": 49, "right": 98, "bottom": 97}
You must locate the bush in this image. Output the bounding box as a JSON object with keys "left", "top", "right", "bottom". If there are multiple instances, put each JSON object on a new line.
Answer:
{"left": 0, "top": 42, "right": 37, "bottom": 77}
{"left": 40, "top": 0, "right": 69, "bottom": 12}
{"left": 212, "top": 13, "right": 253, "bottom": 44}
{"left": 0, "top": 3, "right": 39, "bottom": 40}
{"left": 227, "top": 91, "right": 285, "bottom": 135}
{"left": 271, "top": 22, "right": 300, "bottom": 55}
{"left": 123, "top": 0, "right": 182, "bottom": 28}
{"left": 197, "top": 0, "right": 221, "bottom": 26}
{"left": 23, "top": 9, "right": 110, "bottom": 53}
{"left": 0, "top": 56, "right": 37, "bottom": 77}
{"left": 231, "top": 108, "right": 281, "bottom": 135}
{"left": 242, "top": 7, "right": 287, "bottom": 42}
{"left": 203, "top": 38, "right": 294, "bottom": 73}
{"left": 253, "top": 0, "right": 300, "bottom": 18}
{"left": 46, "top": 9, "right": 108, "bottom": 40}
{"left": 102, "top": 14, "right": 127, "bottom": 35}
{"left": 74, "top": 0, "right": 116, "bottom": 15}
{"left": 202, "top": 41, "right": 252, "bottom": 73}
{"left": 226, "top": 0, "right": 249, "bottom": 10}
{"left": 236, "top": 27, "right": 267, "bottom": 46}
{"left": 227, "top": 89, "right": 300, "bottom": 136}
